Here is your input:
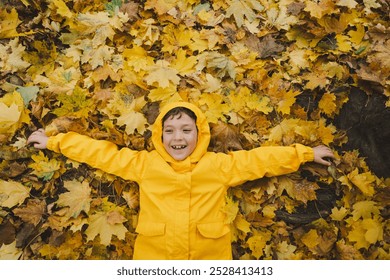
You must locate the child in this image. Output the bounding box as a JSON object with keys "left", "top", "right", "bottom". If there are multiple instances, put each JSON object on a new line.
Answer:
{"left": 28, "top": 101, "right": 335, "bottom": 260}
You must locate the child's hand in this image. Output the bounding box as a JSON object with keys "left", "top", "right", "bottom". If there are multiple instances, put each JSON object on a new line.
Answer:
{"left": 27, "top": 129, "right": 49, "bottom": 149}
{"left": 313, "top": 145, "right": 335, "bottom": 166}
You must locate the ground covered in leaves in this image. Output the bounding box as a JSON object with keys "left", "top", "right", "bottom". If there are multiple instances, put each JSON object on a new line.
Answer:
{"left": 0, "top": 0, "right": 389, "bottom": 260}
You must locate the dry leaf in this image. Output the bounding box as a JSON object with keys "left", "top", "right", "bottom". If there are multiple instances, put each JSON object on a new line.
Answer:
{"left": 13, "top": 199, "right": 46, "bottom": 226}
{"left": 0, "top": 180, "right": 30, "bottom": 208}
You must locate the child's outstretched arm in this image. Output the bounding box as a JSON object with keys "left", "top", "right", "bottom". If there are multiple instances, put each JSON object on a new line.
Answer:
{"left": 312, "top": 145, "right": 335, "bottom": 166}
{"left": 27, "top": 129, "right": 146, "bottom": 182}
{"left": 27, "top": 129, "right": 49, "bottom": 149}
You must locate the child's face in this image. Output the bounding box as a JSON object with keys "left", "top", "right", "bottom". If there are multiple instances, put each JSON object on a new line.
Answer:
{"left": 162, "top": 113, "right": 198, "bottom": 161}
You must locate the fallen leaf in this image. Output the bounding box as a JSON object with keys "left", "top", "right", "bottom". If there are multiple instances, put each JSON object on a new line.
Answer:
{"left": 85, "top": 209, "right": 127, "bottom": 246}
{"left": 29, "top": 151, "right": 62, "bottom": 181}
{"left": 0, "top": 241, "right": 22, "bottom": 260}
{"left": 144, "top": 60, "right": 180, "bottom": 88}
{"left": 56, "top": 180, "right": 92, "bottom": 218}
{"left": 0, "top": 180, "right": 30, "bottom": 208}
{"left": 13, "top": 199, "right": 46, "bottom": 226}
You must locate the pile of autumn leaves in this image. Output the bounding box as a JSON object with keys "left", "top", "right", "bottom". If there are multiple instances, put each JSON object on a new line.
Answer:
{"left": 0, "top": 0, "right": 389, "bottom": 260}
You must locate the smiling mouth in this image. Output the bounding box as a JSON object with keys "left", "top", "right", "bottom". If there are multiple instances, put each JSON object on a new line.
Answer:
{"left": 171, "top": 145, "right": 187, "bottom": 150}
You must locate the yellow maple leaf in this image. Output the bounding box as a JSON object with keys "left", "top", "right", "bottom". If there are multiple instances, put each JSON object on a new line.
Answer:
{"left": 148, "top": 85, "right": 182, "bottom": 105}
{"left": 303, "top": 72, "right": 328, "bottom": 90}
{"left": 262, "top": 205, "right": 276, "bottom": 219}
{"left": 200, "top": 74, "right": 222, "bottom": 93}
{"left": 348, "top": 218, "right": 383, "bottom": 249}
{"left": 161, "top": 25, "right": 193, "bottom": 53}
{"left": 225, "top": 0, "right": 264, "bottom": 28}
{"left": 276, "top": 241, "right": 297, "bottom": 260}
{"left": 117, "top": 110, "right": 147, "bottom": 135}
{"left": 0, "top": 8, "right": 21, "bottom": 39}
{"left": 336, "top": 34, "right": 352, "bottom": 52}
{"left": 104, "top": 94, "right": 148, "bottom": 134}
{"left": 301, "top": 229, "right": 320, "bottom": 249}
{"left": 51, "top": 0, "right": 74, "bottom": 18}
{"left": 130, "top": 18, "right": 160, "bottom": 46}
{"left": 284, "top": 179, "right": 319, "bottom": 204}
{"left": 234, "top": 214, "right": 251, "bottom": 233}
{"left": 247, "top": 229, "right": 272, "bottom": 259}
{"left": 267, "top": 118, "right": 300, "bottom": 144}
{"left": 266, "top": 6, "right": 297, "bottom": 31}
{"left": 288, "top": 49, "right": 310, "bottom": 74}
{"left": 144, "top": 0, "right": 178, "bottom": 15}
{"left": 34, "top": 66, "right": 81, "bottom": 95}
{"left": 197, "top": 8, "right": 225, "bottom": 27}
{"left": 85, "top": 209, "right": 127, "bottom": 246}
{"left": 337, "top": 0, "right": 358, "bottom": 9}
{"left": 0, "top": 180, "right": 30, "bottom": 208}
{"left": 304, "top": 0, "right": 335, "bottom": 19}
{"left": 277, "top": 90, "right": 301, "bottom": 115}
{"left": 363, "top": 0, "right": 382, "bottom": 14}
{"left": 171, "top": 49, "right": 197, "bottom": 76}
{"left": 82, "top": 45, "right": 115, "bottom": 70}
{"left": 0, "top": 241, "right": 22, "bottom": 260}
{"left": 348, "top": 24, "right": 365, "bottom": 45}
{"left": 0, "top": 91, "right": 31, "bottom": 136}
{"left": 319, "top": 92, "right": 337, "bottom": 117}
{"left": 75, "top": 11, "right": 125, "bottom": 40}
{"left": 53, "top": 86, "right": 95, "bottom": 118}
{"left": 196, "top": 51, "right": 236, "bottom": 79}
{"left": 330, "top": 207, "right": 348, "bottom": 221}
{"left": 0, "top": 102, "right": 21, "bottom": 134}
{"left": 198, "top": 93, "right": 230, "bottom": 123}
{"left": 351, "top": 201, "right": 380, "bottom": 221}
{"left": 123, "top": 46, "right": 154, "bottom": 72}
{"left": 317, "top": 118, "right": 336, "bottom": 145}
{"left": 29, "top": 151, "right": 62, "bottom": 181}
{"left": 144, "top": 60, "right": 180, "bottom": 88}
{"left": 188, "top": 30, "right": 209, "bottom": 53}
{"left": 0, "top": 38, "right": 31, "bottom": 73}
{"left": 340, "top": 168, "right": 376, "bottom": 196}
{"left": 228, "top": 87, "right": 273, "bottom": 115}
{"left": 56, "top": 180, "right": 92, "bottom": 218}
{"left": 322, "top": 62, "right": 346, "bottom": 80}
{"left": 222, "top": 195, "right": 239, "bottom": 224}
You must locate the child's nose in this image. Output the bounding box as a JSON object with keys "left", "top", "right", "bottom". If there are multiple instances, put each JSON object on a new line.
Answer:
{"left": 173, "top": 131, "right": 183, "bottom": 140}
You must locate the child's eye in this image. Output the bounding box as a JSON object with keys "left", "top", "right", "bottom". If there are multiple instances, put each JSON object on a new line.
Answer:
{"left": 183, "top": 129, "right": 192, "bottom": 133}
{"left": 164, "top": 129, "right": 173, "bottom": 134}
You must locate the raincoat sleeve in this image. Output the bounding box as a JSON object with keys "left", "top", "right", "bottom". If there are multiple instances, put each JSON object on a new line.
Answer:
{"left": 218, "top": 144, "right": 314, "bottom": 187}
{"left": 46, "top": 132, "right": 147, "bottom": 182}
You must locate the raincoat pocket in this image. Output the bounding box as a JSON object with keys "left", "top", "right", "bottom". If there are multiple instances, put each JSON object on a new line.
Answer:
{"left": 134, "top": 222, "right": 167, "bottom": 259}
{"left": 136, "top": 222, "right": 166, "bottom": 236}
{"left": 194, "top": 222, "right": 232, "bottom": 259}
{"left": 196, "top": 222, "right": 230, "bottom": 239}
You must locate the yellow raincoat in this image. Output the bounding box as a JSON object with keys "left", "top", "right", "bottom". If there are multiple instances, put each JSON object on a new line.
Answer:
{"left": 47, "top": 102, "right": 314, "bottom": 260}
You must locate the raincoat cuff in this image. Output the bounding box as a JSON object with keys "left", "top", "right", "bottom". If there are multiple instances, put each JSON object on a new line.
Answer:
{"left": 46, "top": 133, "right": 64, "bottom": 153}
{"left": 294, "top": 143, "right": 314, "bottom": 163}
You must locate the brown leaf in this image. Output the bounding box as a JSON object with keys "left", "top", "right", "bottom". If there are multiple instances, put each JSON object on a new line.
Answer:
{"left": 209, "top": 122, "right": 244, "bottom": 152}
{"left": 282, "top": 177, "right": 320, "bottom": 204}
{"left": 15, "top": 222, "right": 38, "bottom": 248}
{"left": 45, "top": 116, "right": 89, "bottom": 136}
{"left": 0, "top": 161, "right": 28, "bottom": 178}
{"left": 13, "top": 199, "right": 46, "bottom": 226}
{"left": 0, "top": 219, "right": 16, "bottom": 245}
{"left": 120, "top": 2, "right": 140, "bottom": 22}
{"left": 245, "top": 34, "right": 285, "bottom": 58}
{"left": 336, "top": 239, "right": 364, "bottom": 260}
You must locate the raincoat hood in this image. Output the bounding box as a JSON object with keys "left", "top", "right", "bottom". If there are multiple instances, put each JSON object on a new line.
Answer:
{"left": 151, "top": 102, "right": 210, "bottom": 164}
